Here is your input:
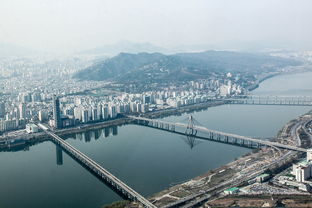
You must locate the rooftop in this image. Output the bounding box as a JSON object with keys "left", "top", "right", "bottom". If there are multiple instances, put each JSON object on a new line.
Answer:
{"left": 225, "top": 187, "right": 239, "bottom": 192}
{"left": 26, "top": 123, "right": 38, "bottom": 127}
{"left": 299, "top": 160, "right": 310, "bottom": 167}
{"left": 257, "top": 173, "right": 270, "bottom": 178}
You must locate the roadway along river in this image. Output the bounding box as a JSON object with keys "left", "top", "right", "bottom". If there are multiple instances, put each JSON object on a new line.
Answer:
{"left": 0, "top": 72, "right": 312, "bottom": 208}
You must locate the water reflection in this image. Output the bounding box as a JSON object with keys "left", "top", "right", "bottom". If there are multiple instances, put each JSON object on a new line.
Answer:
{"left": 56, "top": 145, "right": 63, "bottom": 165}
{"left": 104, "top": 127, "right": 110, "bottom": 137}
{"left": 112, "top": 126, "right": 118, "bottom": 135}
{"left": 0, "top": 125, "right": 121, "bottom": 153}
{"left": 70, "top": 125, "right": 119, "bottom": 142}
{"left": 181, "top": 135, "right": 201, "bottom": 149}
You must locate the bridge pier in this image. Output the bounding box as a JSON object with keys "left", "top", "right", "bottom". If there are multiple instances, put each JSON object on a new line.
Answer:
{"left": 171, "top": 125, "right": 175, "bottom": 132}
{"left": 160, "top": 123, "right": 164, "bottom": 129}
{"left": 249, "top": 141, "right": 253, "bottom": 148}
{"left": 233, "top": 138, "right": 237, "bottom": 144}
{"left": 217, "top": 134, "right": 221, "bottom": 141}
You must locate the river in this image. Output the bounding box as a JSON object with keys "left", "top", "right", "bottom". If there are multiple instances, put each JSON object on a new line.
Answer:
{"left": 0, "top": 72, "right": 311, "bottom": 208}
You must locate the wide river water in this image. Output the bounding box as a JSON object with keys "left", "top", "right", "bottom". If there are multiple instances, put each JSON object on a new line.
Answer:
{"left": 1, "top": 72, "right": 312, "bottom": 208}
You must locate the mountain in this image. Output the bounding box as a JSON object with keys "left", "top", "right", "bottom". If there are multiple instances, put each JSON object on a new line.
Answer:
{"left": 73, "top": 51, "right": 301, "bottom": 82}
{"left": 79, "top": 41, "right": 170, "bottom": 56}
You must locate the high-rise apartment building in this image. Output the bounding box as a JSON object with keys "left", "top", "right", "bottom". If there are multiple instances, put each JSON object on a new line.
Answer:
{"left": 19, "top": 103, "right": 26, "bottom": 119}
{"left": 0, "top": 102, "right": 5, "bottom": 118}
{"left": 53, "top": 96, "right": 62, "bottom": 129}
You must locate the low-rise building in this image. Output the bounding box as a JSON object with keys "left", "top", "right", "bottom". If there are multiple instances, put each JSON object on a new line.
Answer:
{"left": 26, "top": 123, "right": 39, "bottom": 133}
{"left": 256, "top": 173, "right": 270, "bottom": 183}
{"left": 224, "top": 187, "right": 239, "bottom": 195}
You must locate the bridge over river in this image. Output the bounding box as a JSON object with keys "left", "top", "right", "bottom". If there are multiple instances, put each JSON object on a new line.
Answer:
{"left": 128, "top": 116, "right": 307, "bottom": 153}
{"left": 37, "top": 123, "right": 157, "bottom": 208}
{"left": 216, "top": 95, "right": 312, "bottom": 106}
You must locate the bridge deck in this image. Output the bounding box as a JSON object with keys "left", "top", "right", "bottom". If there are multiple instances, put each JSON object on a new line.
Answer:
{"left": 212, "top": 96, "right": 312, "bottom": 106}
{"left": 129, "top": 116, "right": 307, "bottom": 153}
{"left": 38, "top": 124, "right": 156, "bottom": 208}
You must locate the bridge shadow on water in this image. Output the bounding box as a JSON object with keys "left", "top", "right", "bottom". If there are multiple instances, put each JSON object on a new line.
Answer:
{"left": 181, "top": 135, "right": 202, "bottom": 149}
{"left": 52, "top": 142, "right": 129, "bottom": 201}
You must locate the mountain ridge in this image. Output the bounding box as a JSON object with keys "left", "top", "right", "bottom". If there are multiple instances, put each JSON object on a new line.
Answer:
{"left": 73, "top": 50, "right": 302, "bottom": 82}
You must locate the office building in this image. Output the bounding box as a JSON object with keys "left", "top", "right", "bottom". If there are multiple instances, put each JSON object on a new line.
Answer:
{"left": 53, "top": 96, "right": 62, "bottom": 128}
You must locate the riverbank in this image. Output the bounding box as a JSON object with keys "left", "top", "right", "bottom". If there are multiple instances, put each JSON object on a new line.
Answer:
{"left": 247, "top": 71, "right": 280, "bottom": 91}
{"left": 247, "top": 64, "right": 312, "bottom": 92}
{"left": 0, "top": 118, "right": 131, "bottom": 151}
{"left": 144, "top": 111, "right": 312, "bottom": 208}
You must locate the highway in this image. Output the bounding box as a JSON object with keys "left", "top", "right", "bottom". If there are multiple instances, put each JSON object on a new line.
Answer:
{"left": 162, "top": 147, "right": 297, "bottom": 208}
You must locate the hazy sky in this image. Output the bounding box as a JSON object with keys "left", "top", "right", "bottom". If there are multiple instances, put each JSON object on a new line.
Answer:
{"left": 1, "top": 0, "right": 312, "bottom": 53}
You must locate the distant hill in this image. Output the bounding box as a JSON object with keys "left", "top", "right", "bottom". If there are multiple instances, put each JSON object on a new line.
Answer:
{"left": 0, "top": 42, "right": 38, "bottom": 57}
{"left": 79, "top": 41, "right": 170, "bottom": 56}
{"left": 73, "top": 51, "right": 301, "bottom": 82}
